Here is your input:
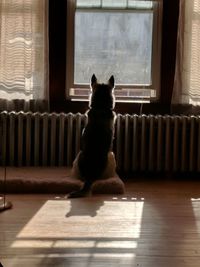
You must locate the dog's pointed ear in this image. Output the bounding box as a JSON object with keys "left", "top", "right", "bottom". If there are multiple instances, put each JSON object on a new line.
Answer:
{"left": 108, "top": 75, "right": 115, "bottom": 88}
{"left": 91, "top": 74, "right": 97, "bottom": 87}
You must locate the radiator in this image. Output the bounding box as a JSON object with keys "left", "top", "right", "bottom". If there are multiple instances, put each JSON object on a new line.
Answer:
{"left": 1, "top": 111, "right": 200, "bottom": 172}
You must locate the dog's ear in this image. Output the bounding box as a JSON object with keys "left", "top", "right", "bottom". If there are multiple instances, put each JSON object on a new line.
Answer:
{"left": 91, "top": 74, "right": 97, "bottom": 88}
{"left": 108, "top": 75, "right": 115, "bottom": 88}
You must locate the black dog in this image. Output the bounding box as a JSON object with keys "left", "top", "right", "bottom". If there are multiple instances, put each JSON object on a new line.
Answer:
{"left": 69, "top": 74, "right": 116, "bottom": 198}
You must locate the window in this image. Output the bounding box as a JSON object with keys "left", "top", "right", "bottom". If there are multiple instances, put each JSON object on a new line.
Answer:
{"left": 66, "top": 0, "right": 162, "bottom": 102}
{"left": 0, "top": 0, "right": 48, "bottom": 100}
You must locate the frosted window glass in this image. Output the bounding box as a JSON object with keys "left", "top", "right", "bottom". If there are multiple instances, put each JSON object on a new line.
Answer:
{"left": 102, "top": 0, "right": 127, "bottom": 8}
{"left": 128, "top": 1, "right": 153, "bottom": 9}
{"left": 74, "top": 11, "right": 153, "bottom": 85}
{"left": 76, "top": 0, "right": 153, "bottom": 9}
{"left": 76, "top": 0, "right": 101, "bottom": 8}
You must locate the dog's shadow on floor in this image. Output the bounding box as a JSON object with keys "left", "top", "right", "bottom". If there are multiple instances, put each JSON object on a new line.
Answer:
{"left": 66, "top": 196, "right": 104, "bottom": 217}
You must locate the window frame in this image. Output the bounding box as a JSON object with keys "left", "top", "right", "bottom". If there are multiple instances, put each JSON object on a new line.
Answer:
{"left": 66, "top": 0, "right": 163, "bottom": 103}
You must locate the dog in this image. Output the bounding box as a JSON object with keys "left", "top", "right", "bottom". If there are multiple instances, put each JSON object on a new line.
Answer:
{"left": 68, "top": 74, "right": 116, "bottom": 198}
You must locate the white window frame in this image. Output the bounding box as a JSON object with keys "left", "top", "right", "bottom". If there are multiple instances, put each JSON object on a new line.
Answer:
{"left": 66, "top": 0, "right": 163, "bottom": 103}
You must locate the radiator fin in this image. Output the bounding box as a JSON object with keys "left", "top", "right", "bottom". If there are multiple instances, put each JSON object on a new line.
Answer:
{"left": 140, "top": 115, "right": 147, "bottom": 171}
{"left": 181, "top": 116, "right": 188, "bottom": 172}
{"left": 1, "top": 112, "right": 7, "bottom": 166}
{"left": 132, "top": 115, "right": 139, "bottom": 171}
{"left": 157, "top": 115, "right": 163, "bottom": 171}
{"left": 66, "top": 113, "right": 73, "bottom": 166}
{"left": 25, "top": 112, "right": 32, "bottom": 166}
{"left": 34, "top": 113, "right": 40, "bottom": 166}
{"left": 50, "top": 113, "right": 57, "bottom": 166}
{"left": 124, "top": 114, "right": 131, "bottom": 172}
{"left": 148, "top": 115, "right": 155, "bottom": 172}
{"left": 17, "top": 112, "right": 24, "bottom": 167}
{"left": 116, "top": 114, "right": 123, "bottom": 171}
{"left": 58, "top": 113, "right": 66, "bottom": 166}
{"left": 9, "top": 112, "right": 15, "bottom": 166}
{"left": 42, "top": 113, "right": 49, "bottom": 166}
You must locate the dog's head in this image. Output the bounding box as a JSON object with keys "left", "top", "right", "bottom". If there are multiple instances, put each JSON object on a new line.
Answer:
{"left": 89, "top": 74, "right": 115, "bottom": 110}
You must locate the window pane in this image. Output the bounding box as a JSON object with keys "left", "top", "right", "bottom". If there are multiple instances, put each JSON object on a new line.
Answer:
{"left": 128, "top": 1, "right": 153, "bottom": 9}
{"left": 74, "top": 11, "right": 153, "bottom": 85}
{"left": 102, "top": 0, "right": 127, "bottom": 8}
{"left": 76, "top": 0, "right": 153, "bottom": 9}
{"left": 76, "top": 0, "right": 101, "bottom": 8}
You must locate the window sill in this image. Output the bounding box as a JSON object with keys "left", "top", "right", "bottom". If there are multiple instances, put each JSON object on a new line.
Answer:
{"left": 66, "top": 87, "right": 158, "bottom": 103}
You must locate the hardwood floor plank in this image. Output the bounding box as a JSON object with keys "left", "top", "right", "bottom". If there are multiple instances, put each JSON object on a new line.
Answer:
{"left": 1, "top": 181, "right": 200, "bottom": 266}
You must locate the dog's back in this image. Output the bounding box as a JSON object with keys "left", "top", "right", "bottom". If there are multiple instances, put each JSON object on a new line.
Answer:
{"left": 78, "top": 74, "right": 116, "bottom": 181}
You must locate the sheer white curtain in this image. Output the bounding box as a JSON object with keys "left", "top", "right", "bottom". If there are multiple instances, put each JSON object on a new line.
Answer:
{"left": 0, "top": 0, "right": 48, "bottom": 101}
{"left": 173, "top": 0, "right": 200, "bottom": 105}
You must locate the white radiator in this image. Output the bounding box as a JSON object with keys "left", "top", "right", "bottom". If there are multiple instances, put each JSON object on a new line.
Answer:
{"left": 1, "top": 111, "right": 200, "bottom": 172}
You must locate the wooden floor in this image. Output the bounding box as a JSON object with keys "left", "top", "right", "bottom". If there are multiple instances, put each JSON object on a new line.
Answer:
{"left": 1, "top": 180, "right": 200, "bottom": 267}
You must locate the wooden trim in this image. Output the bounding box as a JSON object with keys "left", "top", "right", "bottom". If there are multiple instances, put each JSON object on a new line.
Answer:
{"left": 66, "top": 0, "right": 75, "bottom": 98}
{"left": 160, "top": 0, "right": 180, "bottom": 104}
{"left": 49, "top": 0, "right": 67, "bottom": 107}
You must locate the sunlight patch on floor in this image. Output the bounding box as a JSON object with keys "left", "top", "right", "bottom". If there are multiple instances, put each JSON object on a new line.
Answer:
{"left": 191, "top": 198, "right": 200, "bottom": 233}
{"left": 16, "top": 199, "right": 144, "bottom": 239}
{"left": 13, "top": 198, "right": 144, "bottom": 244}
{"left": 9, "top": 198, "right": 143, "bottom": 264}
